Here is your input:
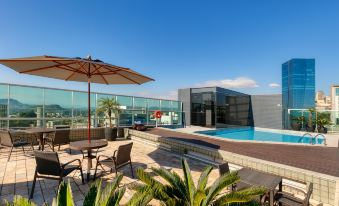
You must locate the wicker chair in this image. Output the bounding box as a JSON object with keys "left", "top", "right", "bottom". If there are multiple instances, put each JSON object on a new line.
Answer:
{"left": 0, "top": 130, "right": 34, "bottom": 161}
{"left": 42, "top": 129, "right": 71, "bottom": 152}
{"left": 29, "top": 150, "right": 84, "bottom": 199}
{"left": 94, "top": 142, "right": 134, "bottom": 179}
{"left": 274, "top": 183, "right": 313, "bottom": 206}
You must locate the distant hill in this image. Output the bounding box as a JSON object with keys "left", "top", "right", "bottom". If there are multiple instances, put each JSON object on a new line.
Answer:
{"left": 0, "top": 98, "right": 67, "bottom": 112}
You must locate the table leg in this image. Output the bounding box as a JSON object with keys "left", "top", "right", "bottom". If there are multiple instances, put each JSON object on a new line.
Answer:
{"left": 40, "top": 133, "right": 46, "bottom": 151}
{"left": 270, "top": 190, "right": 274, "bottom": 206}
{"left": 87, "top": 149, "right": 92, "bottom": 181}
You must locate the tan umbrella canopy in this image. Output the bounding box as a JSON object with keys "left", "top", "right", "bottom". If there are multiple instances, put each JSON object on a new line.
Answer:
{"left": 0, "top": 55, "right": 154, "bottom": 142}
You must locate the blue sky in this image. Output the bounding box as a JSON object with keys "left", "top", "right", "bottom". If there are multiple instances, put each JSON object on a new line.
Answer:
{"left": 0, "top": 0, "right": 339, "bottom": 100}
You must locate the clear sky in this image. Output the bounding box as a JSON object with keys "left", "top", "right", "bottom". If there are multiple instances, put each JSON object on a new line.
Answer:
{"left": 1, "top": 0, "right": 338, "bottom": 100}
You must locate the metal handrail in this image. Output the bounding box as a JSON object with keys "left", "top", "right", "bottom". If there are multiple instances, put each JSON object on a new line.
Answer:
{"left": 314, "top": 134, "right": 327, "bottom": 146}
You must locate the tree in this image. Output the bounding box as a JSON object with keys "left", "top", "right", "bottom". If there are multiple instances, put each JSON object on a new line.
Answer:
{"left": 96, "top": 97, "right": 121, "bottom": 128}
{"left": 128, "top": 158, "right": 266, "bottom": 206}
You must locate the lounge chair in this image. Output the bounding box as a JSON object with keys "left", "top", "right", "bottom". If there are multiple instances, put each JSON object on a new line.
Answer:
{"left": 0, "top": 130, "right": 34, "bottom": 161}
{"left": 274, "top": 183, "right": 313, "bottom": 206}
{"left": 29, "top": 150, "right": 84, "bottom": 199}
{"left": 94, "top": 142, "right": 134, "bottom": 179}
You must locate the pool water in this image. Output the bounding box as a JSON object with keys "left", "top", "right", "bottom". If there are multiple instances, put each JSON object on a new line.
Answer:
{"left": 196, "top": 127, "right": 324, "bottom": 144}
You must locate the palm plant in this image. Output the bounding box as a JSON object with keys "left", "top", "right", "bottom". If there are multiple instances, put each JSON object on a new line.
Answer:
{"left": 128, "top": 159, "right": 266, "bottom": 206}
{"left": 307, "top": 108, "right": 316, "bottom": 132}
{"left": 52, "top": 174, "right": 125, "bottom": 206}
{"left": 96, "top": 97, "right": 121, "bottom": 128}
{"left": 5, "top": 196, "right": 36, "bottom": 206}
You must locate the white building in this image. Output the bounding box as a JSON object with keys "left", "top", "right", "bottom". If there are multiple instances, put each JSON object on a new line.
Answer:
{"left": 330, "top": 85, "right": 339, "bottom": 124}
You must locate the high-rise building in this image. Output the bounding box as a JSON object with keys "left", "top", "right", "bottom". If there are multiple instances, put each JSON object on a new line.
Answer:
{"left": 330, "top": 85, "right": 339, "bottom": 124}
{"left": 282, "top": 58, "right": 315, "bottom": 128}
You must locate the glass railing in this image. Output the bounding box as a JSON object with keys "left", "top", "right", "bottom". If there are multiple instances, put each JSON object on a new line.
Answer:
{"left": 0, "top": 83, "right": 183, "bottom": 129}
{"left": 287, "top": 109, "right": 339, "bottom": 133}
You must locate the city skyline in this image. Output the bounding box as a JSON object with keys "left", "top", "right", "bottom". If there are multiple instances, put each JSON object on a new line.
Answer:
{"left": 1, "top": 0, "right": 339, "bottom": 99}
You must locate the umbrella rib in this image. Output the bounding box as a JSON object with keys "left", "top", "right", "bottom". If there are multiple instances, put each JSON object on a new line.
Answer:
{"left": 54, "top": 61, "right": 87, "bottom": 75}
{"left": 91, "top": 64, "right": 109, "bottom": 84}
{"left": 116, "top": 72, "right": 141, "bottom": 85}
{"left": 104, "top": 65, "right": 154, "bottom": 81}
{"left": 90, "top": 64, "right": 104, "bottom": 75}
{"left": 18, "top": 61, "right": 77, "bottom": 74}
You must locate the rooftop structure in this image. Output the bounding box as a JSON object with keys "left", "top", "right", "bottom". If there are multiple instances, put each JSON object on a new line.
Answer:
{"left": 282, "top": 58, "right": 315, "bottom": 129}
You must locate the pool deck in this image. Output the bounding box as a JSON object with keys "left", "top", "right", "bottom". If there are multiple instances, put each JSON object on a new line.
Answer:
{"left": 146, "top": 128, "right": 339, "bottom": 177}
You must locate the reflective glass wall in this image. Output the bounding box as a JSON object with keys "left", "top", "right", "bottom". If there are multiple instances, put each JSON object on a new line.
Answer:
{"left": 0, "top": 83, "right": 182, "bottom": 129}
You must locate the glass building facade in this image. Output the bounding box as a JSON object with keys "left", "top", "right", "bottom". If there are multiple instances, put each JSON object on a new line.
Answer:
{"left": 182, "top": 87, "right": 253, "bottom": 128}
{"left": 282, "top": 59, "right": 315, "bottom": 129}
{"left": 0, "top": 83, "right": 182, "bottom": 129}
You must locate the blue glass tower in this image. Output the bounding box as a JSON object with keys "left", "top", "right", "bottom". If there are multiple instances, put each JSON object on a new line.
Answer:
{"left": 282, "top": 59, "right": 315, "bottom": 128}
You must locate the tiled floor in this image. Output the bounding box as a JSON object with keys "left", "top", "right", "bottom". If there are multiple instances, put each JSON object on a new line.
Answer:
{"left": 0, "top": 139, "right": 219, "bottom": 205}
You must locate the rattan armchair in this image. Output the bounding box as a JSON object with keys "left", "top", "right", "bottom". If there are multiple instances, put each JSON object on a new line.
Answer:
{"left": 0, "top": 130, "right": 34, "bottom": 161}
{"left": 42, "top": 129, "right": 71, "bottom": 152}
{"left": 29, "top": 150, "right": 84, "bottom": 199}
{"left": 94, "top": 142, "right": 134, "bottom": 179}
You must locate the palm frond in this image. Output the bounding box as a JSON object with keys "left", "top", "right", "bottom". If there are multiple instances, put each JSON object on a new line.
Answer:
{"left": 151, "top": 166, "right": 187, "bottom": 199}
{"left": 193, "top": 190, "right": 207, "bottom": 206}
{"left": 5, "top": 196, "right": 36, "bottom": 206}
{"left": 203, "top": 171, "right": 239, "bottom": 206}
{"left": 83, "top": 184, "right": 98, "bottom": 206}
{"left": 212, "top": 187, "right": 266, "bottom": 206}
{"left": 97, "top": 174, "right": 123, "bottom": 206}
{"left": 55, "top": 180, "right": 75, "bottom": 206}
{"left": 108, "top": 187, "right": 126, "bottom": 206}
{"left": 127, "top": 191, "right": 153, "bottom": 206}
{"left": 181, "top": 158, "right": 196, "bottom": 203}
{"left": 197, "top": 166, "right": 213, "bottom": 191}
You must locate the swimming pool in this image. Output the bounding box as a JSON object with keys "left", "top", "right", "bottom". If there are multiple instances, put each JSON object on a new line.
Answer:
{"left": 195, "top": 127, "right": 324, "bottom": 144}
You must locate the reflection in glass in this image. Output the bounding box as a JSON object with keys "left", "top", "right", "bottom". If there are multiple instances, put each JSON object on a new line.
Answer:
{"left": 117, "top": 96, "right": 133, "bottom": 109}
{"left": 45, "top": 89, "right": 72, "bottom": 118}
{"left": 0, "top": 84, "right": 8, "bottom": 118}
{"left": 148, "top": 99, "right": 160, "bottom": 110}
{"left": 0, "top": 84, "right": 182, "bottom": 128}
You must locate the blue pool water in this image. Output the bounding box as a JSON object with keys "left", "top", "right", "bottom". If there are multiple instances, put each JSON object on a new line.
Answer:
{"left": 196, "top": 127, "right": 324, "bottom": 144}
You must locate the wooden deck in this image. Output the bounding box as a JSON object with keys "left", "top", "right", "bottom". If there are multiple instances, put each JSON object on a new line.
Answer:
{"left": 147, "top": 128, "right": 339, "bottom": 177}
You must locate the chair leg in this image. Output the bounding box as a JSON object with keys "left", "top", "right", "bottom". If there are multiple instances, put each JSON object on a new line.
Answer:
{"left": 130, "top": 162, "right": 134, "bottom": 178}
{"left": 30, "top": 170, "right": 37, "bottom": 199}
{"left": 94, "top": 162, "right": 99, "bottom": 180}
{"left": 79, "top": 168, "right": 84, "bottom": 184}
{"left": 69, "top": 148, "right": 72, "bottom": 154}
{"left": 8, "top": 146, "right": 14, "bottom": 161}
{"left": 58, "top": 145, "right": 61, "bottom": 151}
{"left": 21, "top": 146, "right": 25, "bottom": 153}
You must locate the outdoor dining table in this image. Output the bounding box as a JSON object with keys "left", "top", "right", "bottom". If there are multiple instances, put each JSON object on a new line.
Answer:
{"left": 23, "top": 128, "right": 56, "bottom": 151}
{"left": 237, "top": 168, "right": 283, "bottom": 206}
{"left": 69, "top": 139, "right": 108, "bottom": 181}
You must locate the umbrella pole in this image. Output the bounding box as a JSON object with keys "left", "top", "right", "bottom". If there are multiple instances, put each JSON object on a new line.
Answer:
{"left": 88, "top": 78, "right": 91, "bottom": 143}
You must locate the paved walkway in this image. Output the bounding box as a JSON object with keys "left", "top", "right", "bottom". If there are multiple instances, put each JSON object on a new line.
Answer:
{"left": 0, "top": 139, "right": 219, "bottom": 206}
{"left": 147, "top": 128, "right": 339, "bottom": 177}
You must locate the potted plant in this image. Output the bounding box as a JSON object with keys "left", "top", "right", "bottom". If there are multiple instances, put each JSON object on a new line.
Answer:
{"left": 316, "top": 112, "right": 331, "bottom": 133}
{"left": 291, "top": 115, "right": 305, "bottom": 131}
{"left": 306, "top": 108, "right": 316, "bottom": 132}
{"left": 96, "top": 97, "right": 121, "bottom": 141}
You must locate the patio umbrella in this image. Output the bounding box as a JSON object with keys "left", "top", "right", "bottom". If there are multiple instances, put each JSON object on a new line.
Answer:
{"left": 0, "top": 55, "right": 154, "bottom": 142}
